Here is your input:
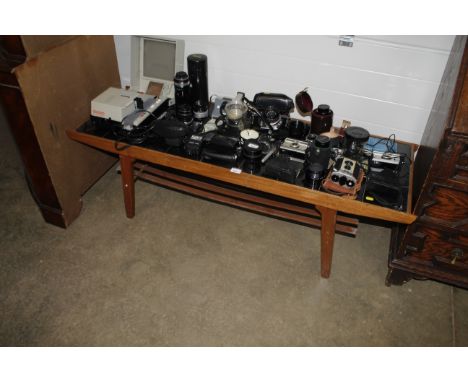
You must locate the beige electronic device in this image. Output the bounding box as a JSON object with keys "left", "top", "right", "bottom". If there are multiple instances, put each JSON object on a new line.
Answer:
{"left": 91, "top": 87, "right": 165, "bottom": 129}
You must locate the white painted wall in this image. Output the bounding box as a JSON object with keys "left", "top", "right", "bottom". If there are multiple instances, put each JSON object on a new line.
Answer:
{"left": 113, "top": 35, "right": 455, "bottom": 144}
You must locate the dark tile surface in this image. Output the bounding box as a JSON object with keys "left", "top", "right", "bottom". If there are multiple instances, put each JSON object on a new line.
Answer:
{"left": 0, "top": 109, "right": 465, "bottom": 346}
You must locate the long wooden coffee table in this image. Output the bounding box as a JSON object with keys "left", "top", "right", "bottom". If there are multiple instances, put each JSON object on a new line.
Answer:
{"left": 67, "top": 127, "right": 416, "bottom": 278}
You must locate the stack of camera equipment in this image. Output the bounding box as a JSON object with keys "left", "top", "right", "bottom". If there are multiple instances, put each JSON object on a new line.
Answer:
{"left": 172, "top": 54, "right": 210, "bottom": 157}
{"left": 88, "top": 58, "right": 410, "bottom": 210}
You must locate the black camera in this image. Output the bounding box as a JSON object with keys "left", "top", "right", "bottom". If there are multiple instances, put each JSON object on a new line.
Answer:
{"left": 253, "top": 92, "right": 294, "bottom": 130}
{"left": 184, "top": 133, "right": 204, "bottom": 159}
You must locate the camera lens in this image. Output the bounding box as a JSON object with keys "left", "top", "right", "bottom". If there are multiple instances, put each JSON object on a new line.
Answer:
{"left": 265, "top": 107, "right": 280, "bottom": 123}
{"left": 174, "top": 71, "right": 192, "bottom": 124}
{"left": 174, "top": 71, "right": 190, "bottom": 102}
{"left": 176, "top": 104, "right": 193, "bottom": 125}
{"left": 304, "top": 162, "right": 324, "bottom": 190}
{"left": 306, "top": 133, "right": 317, "bottom": 144}
{"left": 344, "top": 126, "right": 370, "bottom": 158}
{"left": 315, "top": 135, "right": 330, "bottom": 148}
{"left": 306, "top": 135, "right": 331, "bottom": 171}
{"left": 242, "top": 139, "right": 263, "bottom": 174}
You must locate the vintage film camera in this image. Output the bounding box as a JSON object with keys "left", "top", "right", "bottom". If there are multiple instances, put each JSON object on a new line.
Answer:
{"left": 331, "top": 157, "right": 361, "bottom": 188}
{"left": 321, "top": 126, "right": 369, "bottom": 197}
{"left": 263, "top": 137, "right": 309, "bottom": 184}
{"left": 280, "top": 138, "right": 309, "bottom": 160}
{"left": 251, "top": 92, "right": 294, "bottom": 131}
{"left": 322, "top": 156, "right": 365, "bottom": 197}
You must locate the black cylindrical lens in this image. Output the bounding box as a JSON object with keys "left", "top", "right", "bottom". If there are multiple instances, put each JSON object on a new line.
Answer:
{"left": 176, "top": 104, "right": 193, "bottom": 124}
{"left": 344, "top": 126, "right": 370, "bottom": 158}
{"left": 242, "top": 139, "right": 263, "bottom": 174}
{"left": 187, "top": 54, "right": 209, "bottom": 119}
{"left": 174, "top": 71, "right": 192, "bottom": 123}
{"left": 174, "top": 71, "right": 191, "bottom": 105}
{"left": 304, "top": 162, "right": 325, "bottom": 190}
{"left": 306, "top": 135, "right": 331, "bottom": 171}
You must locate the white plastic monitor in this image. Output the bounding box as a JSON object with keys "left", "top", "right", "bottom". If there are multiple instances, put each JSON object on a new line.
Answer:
{"left": 130, "top": 35, "right": 185, "bottom": 99}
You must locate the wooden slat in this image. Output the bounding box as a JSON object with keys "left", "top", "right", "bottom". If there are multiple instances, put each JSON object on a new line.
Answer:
{"left": 138, "top": 171, "right": 357, "bottom": 236}
{"left": 133, "top": 162, "right": 358, "bottom": 228}
{"left": 67, "top": 129, "right": 417, "bottom": 224}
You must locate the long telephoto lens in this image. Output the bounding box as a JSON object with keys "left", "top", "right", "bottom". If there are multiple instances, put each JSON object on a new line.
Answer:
{"left": 174, "top": 71, "right": 193, "bottom": 124}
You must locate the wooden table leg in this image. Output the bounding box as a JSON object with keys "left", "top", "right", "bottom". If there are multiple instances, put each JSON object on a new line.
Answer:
{"left": 119, "top": 155, "right": 135, "bottom": 218}
{"left": 316, "top": 206, "right": 337, "bottom": 278}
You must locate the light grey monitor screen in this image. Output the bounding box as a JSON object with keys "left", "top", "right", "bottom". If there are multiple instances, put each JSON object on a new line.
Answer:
{"left": 143, "top": 39, "right": 176, "bottom": 81}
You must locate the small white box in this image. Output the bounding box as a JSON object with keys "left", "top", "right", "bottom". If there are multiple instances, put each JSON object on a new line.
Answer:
{"left": 91, "top": 87, "right": 154, "bottom": 122}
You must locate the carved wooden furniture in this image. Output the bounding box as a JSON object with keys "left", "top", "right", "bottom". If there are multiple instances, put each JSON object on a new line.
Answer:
{"left": 0, "top": 36, "right": 118, "bottom": 228}
{"left": 67, "top": 126, "right": 416, "bottom": 279}
{"left": 387, "top": 36, "right": 468, "bottom": 289}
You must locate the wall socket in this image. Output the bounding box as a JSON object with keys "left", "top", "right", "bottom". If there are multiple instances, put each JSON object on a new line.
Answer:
{"left": 339, "top": 35, "right": 354, "bottom": 47}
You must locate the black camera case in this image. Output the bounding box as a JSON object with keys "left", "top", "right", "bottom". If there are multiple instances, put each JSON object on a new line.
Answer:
{"left": 263, "top": 154, "right": 302, "bottom": 184}
{"left": 201, "top": 133, "right": 239, "bottom": 166}
{"left": 154, "top": 119, "right": 189, "bottom": 147}
{"left": 253, "top": 93, "right": 294, "bottom": 114}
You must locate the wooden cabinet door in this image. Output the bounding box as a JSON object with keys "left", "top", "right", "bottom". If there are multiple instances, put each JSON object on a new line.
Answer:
{"left": 13, "top": 36, "right": 120, "bottom": 226}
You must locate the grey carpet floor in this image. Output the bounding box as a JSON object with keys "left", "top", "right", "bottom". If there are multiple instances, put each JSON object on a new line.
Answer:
{"left": 1, "top": 109, "right": 467, "bottom": 346}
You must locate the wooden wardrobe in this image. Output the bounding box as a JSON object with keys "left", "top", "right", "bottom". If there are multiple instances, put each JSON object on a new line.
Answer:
{"left": 387, "top": 36, "right": 468, "bottom": 289}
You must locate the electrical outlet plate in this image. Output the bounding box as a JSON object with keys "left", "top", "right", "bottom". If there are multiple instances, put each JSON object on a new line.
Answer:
{"left": 339, "top": 35, "right": 354, "bottom": 47}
